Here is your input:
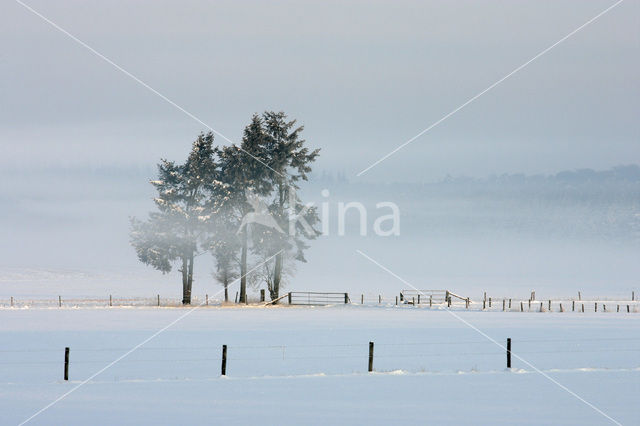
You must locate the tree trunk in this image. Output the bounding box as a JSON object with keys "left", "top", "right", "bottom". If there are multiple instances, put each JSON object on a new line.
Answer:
{"left": 181, "top": 255, "right": 189, "bottom": 305}
{"left": 272, "top": 252, "right": 282, "bottom": 303}
{"left": 223, "top": 273, "right": 229, "bottom": 302}
{"left": 185, "top": 250, "right": 194, "bottom": 304}
{"left": 271, "top": 181, "right": 285, "bottom": 302}
{"left": 239, "top": 227, "right": 247, "bottom": 303}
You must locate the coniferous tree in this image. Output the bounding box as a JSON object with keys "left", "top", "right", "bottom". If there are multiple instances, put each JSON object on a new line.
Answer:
{"left": 130, "top": 132, "right": 219, "bottom": 304}
{"left": 260, "top": 111, "right": 321, "bottom": 300}
{"left": 217, "top": 115, "right": 272, "bottom": 303}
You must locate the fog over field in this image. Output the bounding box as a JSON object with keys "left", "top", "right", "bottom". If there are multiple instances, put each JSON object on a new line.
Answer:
{"left": 1, "top": 165, "right": 638, "bottom": 300}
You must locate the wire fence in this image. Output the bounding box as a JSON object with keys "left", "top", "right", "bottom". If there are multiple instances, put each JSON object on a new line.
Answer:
{"left": 1, "top": 292, "right": 638, "bottom": 311}
{"left": 1, "top": 337, "right": 639, "bottom": 382}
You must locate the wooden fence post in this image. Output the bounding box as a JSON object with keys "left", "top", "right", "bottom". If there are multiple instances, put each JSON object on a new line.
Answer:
{"left": 58, "top": 296, "right": 62, "bottom": 307}
{"left": 508, "top": 299, "right": 512, "bottom": 309}
{"left": 627, "top": 305, "right": 630, "bottom": 313}
{"left": 234, "top": 292, "right": 238, "bottom": 303}
{"left": 502, "top": 299, "right": 505, "bottom": 311}
{"left": 466, "top": 298, "right": 470, "bottom": 309}
{"left": 157, "top": 294, "right": 160, "bottom": 306}
{"left": 483, "top": 299, "right": 486, "bottom": 310}
{"left": 447, "top": 296, "right": 451, "bottom": 308}
{"left": 109, "top": 295, "right": 112, "bottom": 307}
{"left": 395, "top": 296, "right": 398, "bottom": 306}
{"left": 346, "top": 293, "right": 350, "bottom": 304}
{"left": 581, "top": 304, "right": 584, "bottom": 313}
{"left": 540, "top": 302, "right": 543, "bottom": 312}
{"left": 64, "top": 347, "right": 69, "bottom": 381}
{"left": 528, "top": 299, "right": 531, "bottom": 309}
{"left": 483, "top": 292, "right": 487, "bottom": 303}
{"left": 595, "top": 302, "right": 597, "bottom": 312}
{"left": 617, "top": 305, "right": 620, "bottom": 312}
{"left": 489, "top": 297, "right": 492, "bottom": 308}
{"left": 368, "top": 342, "right": 374, "bottom": 372}
{"left": 361, "top": 294, "right": 364, "bottom": 305}
{"left": 379, "top": 295, "right": 382, "bottom": 304}
{"left": 221, "top": 345, "right": 227, "bottom": 376}
{"left": 572, "top": 300, "right": 575, "bottom": 312}
{"left": 429, "top": 295, "right": 432, "bottom": 307}
{"left": 520, "top": 301, "right": 523, "bottom": 312}
{"left": 417, "top": 294, "right": 421, "bottom": 305}
{"left": 633, "top": 291, "right": 635, "bottom": 301}
{"left": 506, "top": 338, "right": 511, "bottom": 369}
{"left": 206, "top": 294, "right": 209, "bottom": 306}
{"left": 10, "top": 297, "right": 13, "bottom": 307}
{"left": 560, "top": 303, "right": 564, "bottom": 312}
{"left": 260, "top": 290, "right": 265, "bottom": 302}
{"left": 288, "top": 292, "right": 292, "bottom": 304}
{"left": 548, "top": 300, "right": 551, "bottom": 311}
{"left": 578, "top": 291, "right": 581, "bottom": 301}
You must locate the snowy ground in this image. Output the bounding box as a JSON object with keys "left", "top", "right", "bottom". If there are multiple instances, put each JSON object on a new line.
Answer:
{"left": 1, "top": 306, "right": 638, "bottom": 425}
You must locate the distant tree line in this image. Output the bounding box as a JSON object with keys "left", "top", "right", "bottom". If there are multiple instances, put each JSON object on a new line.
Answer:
{"left": 130, "top": 112, "right": 320, "bottom": 304}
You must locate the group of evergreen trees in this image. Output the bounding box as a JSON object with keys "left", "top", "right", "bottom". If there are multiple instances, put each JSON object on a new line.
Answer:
{"left": 130, "top": 112, "right": 320, "bottom": 304}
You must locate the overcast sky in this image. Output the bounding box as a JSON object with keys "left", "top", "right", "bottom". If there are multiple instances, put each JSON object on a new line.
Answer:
{"left": 1, "top": 0, "right": 638, "bottom": 182}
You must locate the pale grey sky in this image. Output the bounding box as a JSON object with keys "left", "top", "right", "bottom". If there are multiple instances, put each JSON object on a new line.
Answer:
{"left": 1, "top": 0, "right": 638, "bottom": 181}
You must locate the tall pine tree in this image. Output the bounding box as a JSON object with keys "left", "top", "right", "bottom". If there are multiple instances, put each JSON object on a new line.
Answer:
{"left": 130, "top": 132, "right": 219, "bottom": 304}
{"left": 261, "top": 111, "right": 320, "bottom": 300}
{"left": 217, "top": 115, "right": 272, "bottom": 303}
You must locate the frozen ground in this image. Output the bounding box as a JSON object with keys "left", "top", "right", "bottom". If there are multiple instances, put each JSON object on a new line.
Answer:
{"left": 1, "top": 306, "right": 638, "bottom": 425}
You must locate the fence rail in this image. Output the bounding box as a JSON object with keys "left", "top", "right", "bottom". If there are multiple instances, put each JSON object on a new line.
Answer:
{"left": 287, "top": 292, "right": 349, "bottom": 305}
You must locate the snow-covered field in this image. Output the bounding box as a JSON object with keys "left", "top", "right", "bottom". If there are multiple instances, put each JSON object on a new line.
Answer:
{"left": 2, "top": 305, "right": 638, "bottom": 425}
